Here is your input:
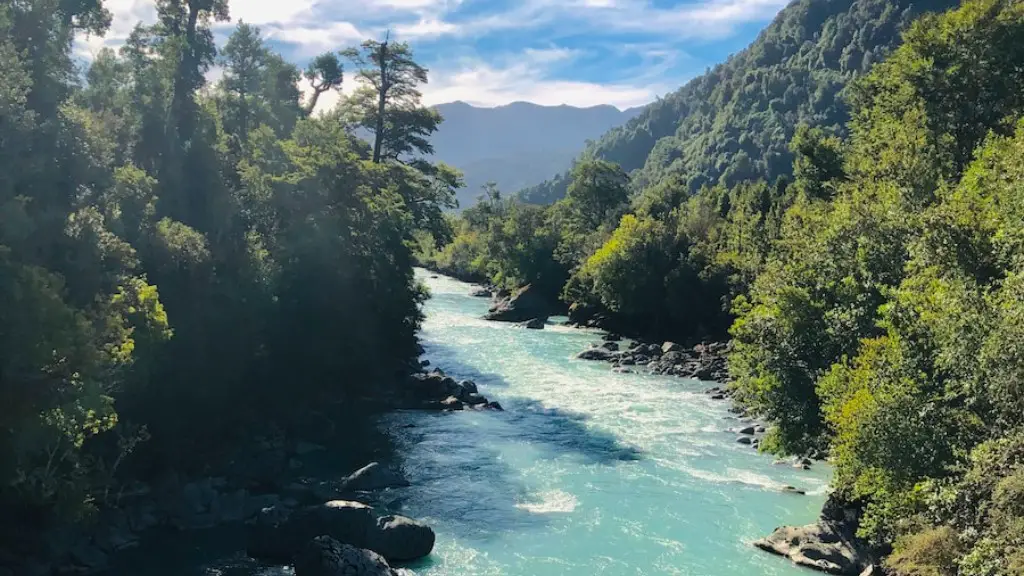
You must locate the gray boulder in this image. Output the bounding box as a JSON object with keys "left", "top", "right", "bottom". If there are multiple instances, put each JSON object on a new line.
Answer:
{"left": 661, "top": 351, "right": 688, "bottom": 364}
{"left": 463, "top": 393, "right": 489, "bottom": 406}
{"left": 469, "top": 288, "right": 492, "bottom": 298}
{"left": 518, "top": 318, "right": 545, "bottom": 329}
{"left": 576, "top": 348, "right": 615, "bottom": 361}
{"left": 248, "top": 501, "right": 434, "bottom": 564}
{"left": 754, "top": 523, "right": 867, "bottom": 574}
{"left": 340, "top": 463, "right": 410, "bottom": 492}
{"left": 738, "top": 426, "right": 756, "bottom": 435}
{"left": 459, "top": 380, "right": 478, "bottom": 395}
{"left": 295, "top": 536, "right": 398, "bottom": 576}
{"left": 662, "top": 341, "right": 684, "bottom": 354}
{"left": 366, "top": 515, "right": 436, "bottom": 562}
{"left": 484, "top": 284, "right": 550, "bottom": 322}
{"left": 600, "top": 341, "right": 620, "bottom": 352}
{"left": 736, "top": 436, "right": 753, "bottom": 445}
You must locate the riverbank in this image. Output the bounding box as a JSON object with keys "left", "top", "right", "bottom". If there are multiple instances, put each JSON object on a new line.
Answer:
{"left": 7, "top": 352, "right": 502, "bottom": 576}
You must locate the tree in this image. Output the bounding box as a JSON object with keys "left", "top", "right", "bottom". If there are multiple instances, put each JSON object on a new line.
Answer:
{"left": 219, "top": 22, "right": 268, "bottom": 147}
{"left": 343, "top": 38, "right": 439, "bottom": 164}
{"left": 564, "top": 160, "right": 630, "bottom": 230}
{"left": 302, "top": 52, "right": 343, "bottom": 115}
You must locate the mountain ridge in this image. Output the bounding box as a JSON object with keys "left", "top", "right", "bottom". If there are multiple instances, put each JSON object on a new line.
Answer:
{"left": 425, "top": 101, "right": 644, "bottom": 207}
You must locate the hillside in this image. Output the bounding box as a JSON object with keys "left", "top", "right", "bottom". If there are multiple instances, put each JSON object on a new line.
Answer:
{"left": 518, "top": 0, "right": 959, "bottom": 204}
{"left": 428, "top": 101, "right": 642, "bottom": 207}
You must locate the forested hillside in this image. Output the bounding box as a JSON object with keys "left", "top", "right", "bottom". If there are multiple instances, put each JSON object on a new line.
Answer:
{"left": 421, "top": 0, "right": 1024, "bottom": 571}
{"left": 0, "top": 0, "right": 453, "bottom": 561}
{"left": 518, "top": 0, "right": 958, "bottom": 204}
{"left": 428, "top": 101, "right": 641, "bottom": 208}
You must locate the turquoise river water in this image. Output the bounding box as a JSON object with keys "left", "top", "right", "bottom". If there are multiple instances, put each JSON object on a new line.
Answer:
{"left": 383, "top": 269, "right": 831, "bottom": 575}
{"left": 111, "top": 269, "right": 830, "bottom": 575}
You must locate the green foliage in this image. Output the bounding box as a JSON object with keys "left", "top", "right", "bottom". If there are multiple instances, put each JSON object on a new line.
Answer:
{"left": 0, "top": 0, "right": 450, "bottom": 550}
{"left": 433, "top": 0, "right": 1024, "bottom": 572}
{"left": 519, "top": 0, "right": 959, "bottom": 205}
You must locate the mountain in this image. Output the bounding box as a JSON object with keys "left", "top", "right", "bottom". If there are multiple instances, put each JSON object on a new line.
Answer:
{"left": 518, "top": 0, "right": 959, "bottom": 205}
{"left": 428, "top": 101, "right": 643, "bottom": 208}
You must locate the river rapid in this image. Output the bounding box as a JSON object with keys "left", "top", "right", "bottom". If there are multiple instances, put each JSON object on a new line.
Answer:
{"left": 108, "top": 269, "right": 830, "bottom": 576}
{"left": 384, "top": 269, "right": 830, "bottom": 575}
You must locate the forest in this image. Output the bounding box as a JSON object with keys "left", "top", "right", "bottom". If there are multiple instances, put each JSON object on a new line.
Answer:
{"left": 420, "top": 0, "right": 1024, "bottom": 572}
{"left": 0, "top": 0, "right": 457, "bottom": 562}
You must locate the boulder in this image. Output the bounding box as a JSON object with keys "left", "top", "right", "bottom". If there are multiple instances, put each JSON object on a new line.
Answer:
{"left": 662, "top": 342, "right": 684, "bottom": 354}
{"left": 518, "top": 318, "right": 545, "bottom": 329}
{"left": 736, "top": 436, "right": 754, "bottom": 445}
{"left": 439, "top": 396, "right": 464, "bottom": 410}
{"left": 249, "top": 501, "right": 434, "bottom": 564}
{"left": 754, "top": 523, "right": 866, "bottom": 574}
{"left": 463, "top": 393, "right": 489, "bottom": 406}
{"left": 366, "top": 515, "right": 436, "bottom": 562}
{"left": 600, "top": 341, "right": 620, "bottom": 352}
{"left": 575, "top": 348, "right": 615, "bottom": 362}
{"left": 738, "top": 426, "right": 756, "bottom": 435}
{"left": 484, "top": 284, "right": 550, "bottom": 323}
{"left": 340, "top": 463, "right": 410, "bottom": 492}
{"left": 295, "top": 536, "right": 398, "bottom": 576}
{"left": 661, "top": 351, "right": 688, "bottom": 365}
{"left": 486, "top": 401, "right": 504, "bottom": 411}
{"left": 602, "top": 333, "right": 623, "bottom": 342}
{"left": 469, "top": 288, "right": 492, "bottom": 298}
{"left": 459, "top": 380, "right": 478, "bottom": 395}
{"left": 249, "top": 501, "right": 376, "bottom": 563}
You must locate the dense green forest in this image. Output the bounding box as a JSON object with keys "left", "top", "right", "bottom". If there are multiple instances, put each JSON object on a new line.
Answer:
{"left": 0, "top": 0, "right": 455, "bottom": 556}
{"left": 421, "top": 0, "right": 1024, "bottom": 571}
{"left": 518, "top": 0, "right": 958, "bottom": 205}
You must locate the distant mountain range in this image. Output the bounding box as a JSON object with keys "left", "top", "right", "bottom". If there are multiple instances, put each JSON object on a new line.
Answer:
{"left": 428, "top": 101, "right": 644, "bottom": 208}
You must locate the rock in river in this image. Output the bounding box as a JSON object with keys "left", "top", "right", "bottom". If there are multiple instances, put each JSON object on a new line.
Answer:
{"left": 366, "top": 514, "right": 436, "bottom": 562}
{"left": 484, "top": 284, "right": 550, "bottom": 323}
{"left": 576, "top": 348, "right": 616, "bottom": 361}
{"left": 754, "top": 494, "right": 872, "bottom": 574}
{"left": 517, "top": 317, "right": 545, "bottom": 329}
{"left": 754, "top": 523, "right": 866, "bottom": 574}
{"left": 249, "top": 500, "right": 436, "bottom": 564}
{"left": 294, "top": 536, "right": 399, "bottom": 576}
{"left": 340, "top": 462, "right": 410, "bottom": 492}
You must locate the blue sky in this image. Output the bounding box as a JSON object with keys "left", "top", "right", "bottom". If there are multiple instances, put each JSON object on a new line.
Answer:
{"left": 78, "top": 0, "right": 789, "bottom": 110}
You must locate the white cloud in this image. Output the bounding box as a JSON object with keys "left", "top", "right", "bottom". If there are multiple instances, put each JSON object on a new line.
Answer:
{"left": 227, "top": 0, "right": 318, "bottom": 25}
{"left": 393, "top": 18, "right": 459, "bottom": 39}
{"left": 264, "top": 21, "right": 366, "bottom": 55}
{"left": 420, "top": 48, "right": 675, "bottom": 109}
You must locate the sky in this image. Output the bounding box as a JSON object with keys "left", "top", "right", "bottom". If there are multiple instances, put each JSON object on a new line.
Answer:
{"left": 77, "top": 0, "right": 789, "bottom": 112}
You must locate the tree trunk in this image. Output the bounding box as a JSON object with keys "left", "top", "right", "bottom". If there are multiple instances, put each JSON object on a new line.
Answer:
{"left": 372, "top": 42, "right": 389, "bottom": 164}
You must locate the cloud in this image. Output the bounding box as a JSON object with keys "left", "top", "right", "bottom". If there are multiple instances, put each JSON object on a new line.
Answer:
{"left": 227, "top": 0, "right": 318, "bottom": 25}
{"left": 263, "top": 21, "right": 366, "bottom": 56}
{"left": 420, "top": 47, "right": 676, "bottom": 109}
{"left": 393, "top": 18, "right": 459, "bottom": 39}
{"left": 75, "top": 0, "right": 786, "bottom": 110}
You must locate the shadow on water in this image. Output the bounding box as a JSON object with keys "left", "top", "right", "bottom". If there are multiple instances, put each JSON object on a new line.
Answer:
{"left": 418, "top": 341, "right": 643, "bottom": 465}
{"left": 503, "top": 399, "right": 642, "bottom": 463}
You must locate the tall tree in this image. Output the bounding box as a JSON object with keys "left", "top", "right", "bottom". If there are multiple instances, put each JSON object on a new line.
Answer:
{"left": 219, "top": 21, "right": 268, "bottom": 148}
{"left": 344, "top": 38, "right": 440, "bottom": 164}
{"left": 302, "top": 52, "right": 343, "bottom": 116}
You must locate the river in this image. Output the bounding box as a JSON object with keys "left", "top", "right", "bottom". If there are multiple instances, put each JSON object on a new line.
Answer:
{"left": 383, "top": 270, "right": 830, "bottom": 575}
{"left": 109, "top": 269, "right": 829, "bottom": 576}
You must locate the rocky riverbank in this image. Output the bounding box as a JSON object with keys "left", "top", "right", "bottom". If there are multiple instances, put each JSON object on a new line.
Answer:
{"left": 8, "top": 352, "right": 500, "bottom": 576}
{"left": 574, "top": 336, "right": 731, "bottom": 382}
{"left": 755, "top": 494, "right": 879, "bottom": 575}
